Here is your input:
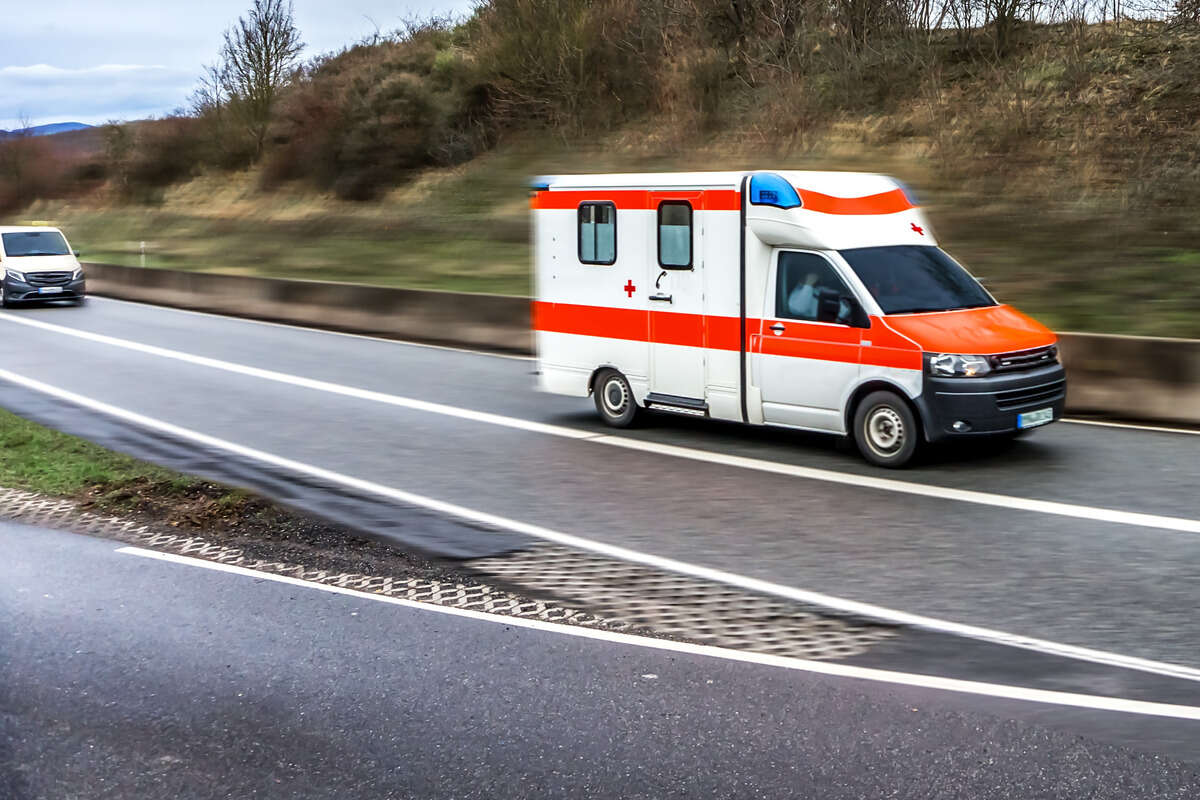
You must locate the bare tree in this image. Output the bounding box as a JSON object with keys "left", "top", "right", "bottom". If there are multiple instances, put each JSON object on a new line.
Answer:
{"left": 102, "top": 120, "right": 135, "bottom": 196}
{"left": 218, "top": 0, "right": 304, "bottom": 156}
{"left": 190, "top": 63, "right": 227, "bottom": 119}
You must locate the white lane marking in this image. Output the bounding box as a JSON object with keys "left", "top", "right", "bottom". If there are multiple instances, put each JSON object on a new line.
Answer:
{"left": 3, "top": 311, "right": 1200, "bottom": 537}
{"left": 4, "top": 367, "right": 1200, "bottom": 686}
{"left": 1064, "top": 418, "right": 1200, "bottom": 437}
{"left": 85, "top": 295, "right": 536, "bottom": 361}
{"left": 119, "top": 545, "right": 1200, "bottom": 722}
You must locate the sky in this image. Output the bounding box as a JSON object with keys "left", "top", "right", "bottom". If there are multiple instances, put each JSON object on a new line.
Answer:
{"left": 0, "top": 0, "right": 475, "bottom": 131}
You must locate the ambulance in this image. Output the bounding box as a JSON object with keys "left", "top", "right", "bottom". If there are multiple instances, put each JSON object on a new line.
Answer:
{"left": 531, "top": 172, "right": 1065, "bottom": 467}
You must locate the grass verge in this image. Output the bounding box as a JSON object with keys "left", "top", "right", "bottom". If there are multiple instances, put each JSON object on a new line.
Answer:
{"left": 0, "top": 406, "right": 268, "bottom": 527}
{"left": 0, "top": 407, "right": 460, "bottom": 580}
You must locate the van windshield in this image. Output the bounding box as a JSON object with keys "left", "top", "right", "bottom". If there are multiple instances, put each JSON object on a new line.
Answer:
{"left": 839, "top": 245, "right": 996, "bottom": 315}
{"left": 2, "top": 230, "right": 71, "bottom": 257}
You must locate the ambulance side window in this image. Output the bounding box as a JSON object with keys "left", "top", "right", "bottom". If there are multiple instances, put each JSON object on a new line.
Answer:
{"left": 657, "top": 201, "right": 692, "bottom": 269}
{"left": 776, "top": 252, "right": 853, "bottom": 323}
{"left": 578, "top": 202, "right": 617, "bottom": 265}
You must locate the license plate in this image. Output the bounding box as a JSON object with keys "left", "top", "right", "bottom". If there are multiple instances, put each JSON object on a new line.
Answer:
{"left": 1018, "top": 407, "right": 1054, "bottom": 429}
{"left": 37, "top": 286, "right": 63, "bottom": 294}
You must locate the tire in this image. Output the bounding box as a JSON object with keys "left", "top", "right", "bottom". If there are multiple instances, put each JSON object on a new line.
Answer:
{"left": 853, "top": 390, "right": 920, "bottom": 468}
{"left": 592, "top": 369, "right": 639, "bottom": 428}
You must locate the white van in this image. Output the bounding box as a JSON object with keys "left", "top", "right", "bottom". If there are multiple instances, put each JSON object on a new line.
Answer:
{"left": 531, "top": 171, "right": 1064, "bottom": 467}
{"left": 0, "top": 226, "right": 87, "bottom": 307}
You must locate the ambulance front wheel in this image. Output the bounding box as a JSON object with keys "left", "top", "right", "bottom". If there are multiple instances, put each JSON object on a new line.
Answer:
{"left": 853, "top": 391, "right": 920, "bottom": 468}
{"left": 593, "top": 369, "right": 640, "bottom": 428}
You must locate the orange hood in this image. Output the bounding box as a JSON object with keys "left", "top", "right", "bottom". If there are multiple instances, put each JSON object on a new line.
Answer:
{"left": 882, "top": 305, "right": 1056, "bottom": 355}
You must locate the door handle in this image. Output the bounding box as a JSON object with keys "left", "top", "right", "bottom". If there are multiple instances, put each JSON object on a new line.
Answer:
{"left": 649, "top": 293, "right": 673, "bottom": 303}
{"left": 770, "top": 323, "right": 785, "bottom": 334}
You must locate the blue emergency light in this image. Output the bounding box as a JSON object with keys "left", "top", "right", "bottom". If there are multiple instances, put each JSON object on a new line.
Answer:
{"left": 748, "top": 173, "right": 802, "bottom": 209}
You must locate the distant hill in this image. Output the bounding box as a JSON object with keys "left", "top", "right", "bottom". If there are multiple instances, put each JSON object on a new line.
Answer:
{"left": 0, "top": 122, "right": 93, "bottom": 138}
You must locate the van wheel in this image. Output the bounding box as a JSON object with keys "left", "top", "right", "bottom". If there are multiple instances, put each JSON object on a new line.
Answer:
{"left": 854, "top": 391, "right": 919, "bottom": 468}
{"left": 593, "top": 369, "right": 639, "bottom": 428}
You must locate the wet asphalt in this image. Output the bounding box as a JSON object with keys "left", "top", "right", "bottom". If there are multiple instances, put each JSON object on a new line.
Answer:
{"left": 4, "top": 521, "right": 1200, "bottom": 799}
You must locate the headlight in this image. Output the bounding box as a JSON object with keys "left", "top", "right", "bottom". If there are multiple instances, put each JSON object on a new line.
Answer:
{"left": 929, "top": 353, "right": 992, "bottom": 377}
{"left": 5, "top": 269, "right": 26, "bottom": 283}
{"left": 72, "top": 267, "right": 84, "bottom": 280}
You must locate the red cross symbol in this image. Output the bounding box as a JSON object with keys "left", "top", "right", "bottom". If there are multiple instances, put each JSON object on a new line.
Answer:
{"left": 911, "top": 222, "right": 924, "bottom": 236}
{"left": 624, "top": 279, "right": 637, "bottom": 297}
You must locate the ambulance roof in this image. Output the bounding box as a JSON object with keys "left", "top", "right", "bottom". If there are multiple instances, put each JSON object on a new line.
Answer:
{"left": 539, "top": 171, "right": 906, "bottom": 198}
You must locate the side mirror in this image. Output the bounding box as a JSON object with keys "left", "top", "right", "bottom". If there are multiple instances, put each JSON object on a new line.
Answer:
{"left": 841, "top": 297, "right": 871, "bottom": 328}
{"left": 816, "top": 291, "right": 870, "bottom": 327}
{"left": 73, "top": 250, "right": 80, "bottom": 257}
{"left": 816, "top": 290, "right": 842, "bottom": 324}
{"left": 819, "top": 293, "right": 870, "bottom": 328}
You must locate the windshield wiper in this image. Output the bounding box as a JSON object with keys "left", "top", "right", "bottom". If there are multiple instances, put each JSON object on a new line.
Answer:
{"left": 888, "top": 303, "right": 996, "bottom": 314}
{"left": 15, "top": 251, "right": 64, "bottom": 257}
{"left": 887, "top": 306, "right": 948, "bottom": 314}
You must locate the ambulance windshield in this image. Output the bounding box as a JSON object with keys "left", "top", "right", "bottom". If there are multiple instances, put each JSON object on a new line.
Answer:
{"left": 839, "top": 245, "right": 996, "bottom": 315}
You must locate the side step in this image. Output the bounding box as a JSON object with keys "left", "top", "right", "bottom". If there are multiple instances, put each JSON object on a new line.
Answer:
{"left": 643, "top": 393, "right": 709, "bottom": 417}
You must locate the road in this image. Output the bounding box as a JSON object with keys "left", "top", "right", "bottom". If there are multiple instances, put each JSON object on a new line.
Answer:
{"left": 4, "top": 520, "right": 1200, "bottom": 799}
{"left": 2, "top": 298, "right": 1200, "bottom": 792}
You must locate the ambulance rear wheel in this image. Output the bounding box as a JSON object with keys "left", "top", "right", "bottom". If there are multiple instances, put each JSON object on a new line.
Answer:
{"left": 593, "top": 369, "right": 639, "bottom": 428}
{"left": 854, "top": 391, "right": 919, "bottom": 468}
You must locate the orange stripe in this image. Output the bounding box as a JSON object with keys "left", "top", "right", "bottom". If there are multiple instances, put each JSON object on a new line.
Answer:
{"left": 795, "top": 187, "right": 914, "bottom": 215}
{"left": 533, "top": 302, "right": 924, "bottom": 369}
{"left": 532, "top": 300, "right": 648, "bottom": 341}
{"left": 757, "top": 336, "right": 860, "bottom": 362}
{"left": 531, "top": 190, "right": 741, "bottom": 211}
{"left": 705, "top": 315, "right": 743, "bottom": 351}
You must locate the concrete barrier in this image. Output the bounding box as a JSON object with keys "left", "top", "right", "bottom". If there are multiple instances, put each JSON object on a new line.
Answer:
{"left": 1057, "top": 332, "right": 1200, "bottom": 426}
{"left": 83, "top": 263, "right": 1200, "bottom": 426}
{"left": 83, "top": 262, "right": 532, "bottom": 354}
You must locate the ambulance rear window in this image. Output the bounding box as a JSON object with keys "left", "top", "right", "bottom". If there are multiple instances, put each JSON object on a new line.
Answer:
{"left": 578, "top": 203, "right": 616, "bottom": 265}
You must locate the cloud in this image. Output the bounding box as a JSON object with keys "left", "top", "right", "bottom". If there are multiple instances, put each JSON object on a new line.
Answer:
{"left": 0, "top": 63, "right": 197, "bottom": 130}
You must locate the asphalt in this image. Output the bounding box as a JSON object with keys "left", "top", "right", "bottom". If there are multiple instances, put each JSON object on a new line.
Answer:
{"left": 4, "top": 521, "right": 1200, "bottom": 799}
{"left": 1, "top": 299, "right": 1199, "bottom": 669}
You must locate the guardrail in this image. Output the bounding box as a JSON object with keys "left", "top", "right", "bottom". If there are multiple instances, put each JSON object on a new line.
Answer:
{"left": 83, "top": 262, "right": 1200, "bottom": 426}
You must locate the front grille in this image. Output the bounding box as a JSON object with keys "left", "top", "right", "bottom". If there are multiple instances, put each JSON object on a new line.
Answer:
{"left": 26, "top": 271, "right": 72, "bottom": 286}
{"left": 995, "top": 378, "right": 1066, "bottom": 411}
{"left": 989, "top": 345, "right": 1058, "bottom": 373}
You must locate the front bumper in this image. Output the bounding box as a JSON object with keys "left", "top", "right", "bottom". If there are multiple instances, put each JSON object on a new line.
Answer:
{"left": 3, "top": 276, "right": 86, "bottom": 303}
{"left": 915, "top": 362, "right": 1067, "bottom": 442}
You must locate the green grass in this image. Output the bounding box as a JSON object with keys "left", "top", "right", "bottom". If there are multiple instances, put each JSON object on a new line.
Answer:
{"left": 0, "top": 408, "right": 193, "bottom": 497}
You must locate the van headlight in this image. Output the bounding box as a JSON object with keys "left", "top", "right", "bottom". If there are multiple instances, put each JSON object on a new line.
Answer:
{"left": 5, "top": 269, "right": 26, "bottom": 283}
{"left": 72, "top": 267, "right": 84, "bottom": 280}
{"left": 929, "top": 353, "right": 992, "bottom": 377}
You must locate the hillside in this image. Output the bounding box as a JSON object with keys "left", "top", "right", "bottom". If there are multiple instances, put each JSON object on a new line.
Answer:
{"left": 6, "top": 6, "right": 1200, "bottom": 337}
